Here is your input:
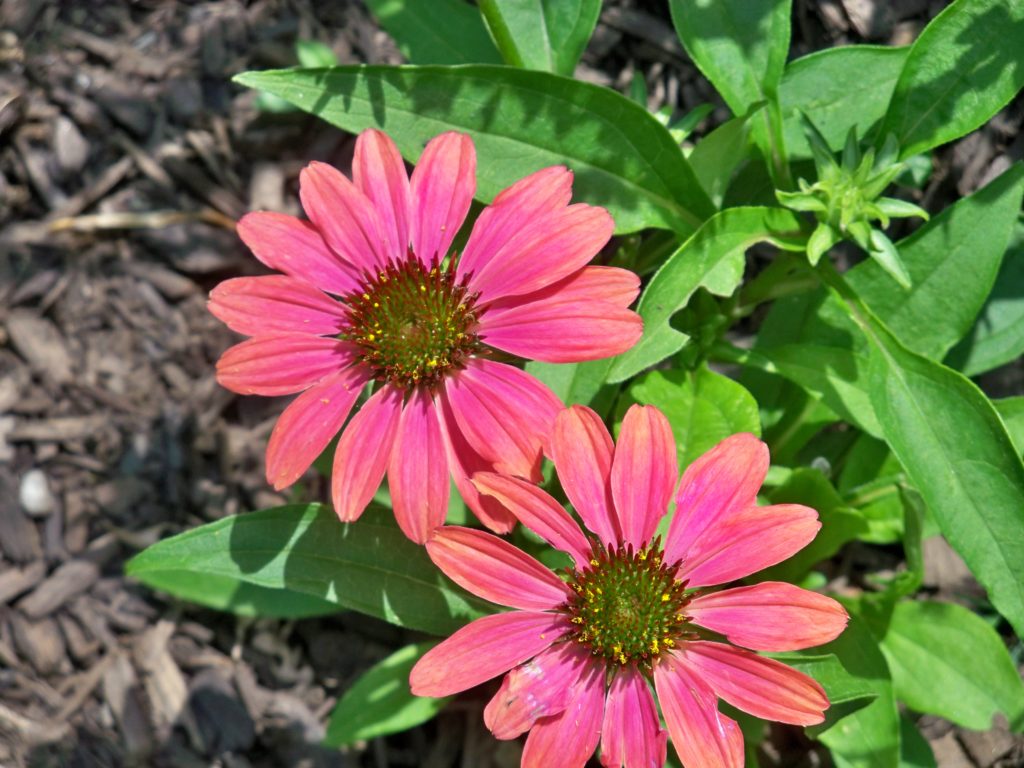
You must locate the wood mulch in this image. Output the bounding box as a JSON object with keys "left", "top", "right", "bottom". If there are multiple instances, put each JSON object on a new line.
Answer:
{"left": 0, "top": 1, "right": 1020, "bottom": 766}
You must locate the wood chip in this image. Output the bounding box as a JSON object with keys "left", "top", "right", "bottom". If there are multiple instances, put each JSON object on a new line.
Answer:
{"left": 0, "top": 560, "right": 46, "bottom": 604}
{"left": 18, "top": 559, "right": 99, "bottom": 619}
{"left": 5, "top": 309, "right": 73, "bottom": 384}
{"left": 0, "top": 475, "right": 43, "bottom": 563}
{"left": 102, "top": 652, "right": 154, "bottom": 756}
{"left": 8, "top": 415, "right": 107, "bottom": 442}
{"left": 10, "top": 613, "right": 65, "bottom": 675}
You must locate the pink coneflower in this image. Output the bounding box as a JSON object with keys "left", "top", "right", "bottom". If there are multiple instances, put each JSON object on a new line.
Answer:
{"left": 210, "top": 130, "right": 641, "bottom": 542}
{"left": 411, "top": 405, "right": 849, "bottom": 767}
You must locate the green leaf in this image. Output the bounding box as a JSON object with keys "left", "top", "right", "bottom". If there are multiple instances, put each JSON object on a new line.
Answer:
{"left": 946, "top": 223, "right": 1024, "bottom": 376}
{"left": 126, "top": 504, "right": 497, "bottom": 635}
{"left": 779, "top": 45, "right": 908, "bottom": 158}
{"left": 879, "top": 600, "right": 1024, "bottom": 731}
{"left": 624, "top": 367, "right": 761, "bottom": 469}
{"left": 295, "top": 40, "right": 339, "bottom": 68}
{"left": 608, "top": 207, "right": 806, "bottom": 383}
{"left": 363, "top": 0, "right": 502, "bottom": 65}
{"left": 234, "top": 65, "right": 714, "bottom": 236}
{"left": 899, "top": 716, "right": 936, "bottom": 768}
{"left": 867, "top": 229, "right": 912, "bottom": 290}
{"left": 824, "top": 270, "right": 1024, "bottom": 640}
{"left": 688, "top": 114, "right": 754, "bottom": 208}
{"left": 324, "top": 642, "right": 449, "bottom": 746}
{"left": 994, "top": 397, "right": 1024, "bottom": 457}
{"left": 878, "top": 0, "right": 1024, "bottom": 158}
{"left": 478, "top": 0, "right": 600, "bottom": 76}
{"left": 525, "top": 358, "right": 615, "bottom": 416}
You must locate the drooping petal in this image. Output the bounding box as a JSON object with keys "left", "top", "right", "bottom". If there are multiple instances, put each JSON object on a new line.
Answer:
{"left": 688, "top": 582, "right": 849, "bottom": 652}
{"left": 236, "top": 211, "right": 363, "bottom": 296}
{"left": 427, "top": 526, "right": 572, "bottom": 611}
{"left": 665, "top": 433, "right": 769, "bottom": 567}
{"left": 331, "top": 385, "right": 403, "bottom": 522}
{"left": 600, "top": 667, "right": 667, "bottom": 768}
{"left": 445, "top": 360, "right": 561, "bottom": 481}
{"left": 208, "top": 275, "right": 346, "bottom": 337}
{"left": 435, "top": 392, "right": 517, "bottom": 533}
{"left": 409, "top": 611, "right": 567, "bottom": 698}
{"left": 353, "top": 129, "right": 411, "bottom": 262}
{"left": 550, "top": 405, "right": 619, "bottom": 546}
{"left": 466, "top": 203, "right": 615, "bottom": 303}
{"left": 265, "top": 364, "right": 370, "bottom": 490}
{"left": 409, "top": 132, "right": 475, "bottom": 265}
{"left": 388, "top": 389, "right": 448, "bottom": 543}
{"left": 521, "top": 659, "right": 605, "bottom": 768}
{"left": 216, "top": 335, "right": 356, "bottom": 396}
{"left": 472, "top": 472, "right": 592, "bottom": 566}
{"left": 484, "top": 642, "right": 591, "bottom": 740}
{"left": 457, "top": 166, "right": 574, "bottom": 282}
{"left": 299, "top": 161, "right": 389, "bottom": 274}
{"left": 653, "top": 652, "right": 743, "bottom": 768}
{"left": 610, "top": 405, "right": 678, "bottom": 549}
{"left": 683, "top": 642, "right": 829, "bottom": 726}
{"left": 479, "top": 294, "right": 642, "bottom": 363}
{"left": 679, "top": 504, "right": 821, "bottom": 587}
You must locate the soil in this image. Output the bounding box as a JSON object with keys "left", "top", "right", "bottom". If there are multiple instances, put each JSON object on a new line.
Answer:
{"left": 0, "top": 1, "right": 1021, "bottom": 767}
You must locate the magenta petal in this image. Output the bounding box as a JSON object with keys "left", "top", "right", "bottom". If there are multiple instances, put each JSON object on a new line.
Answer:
{"left": 683, "top": 642, "right": 829, "bottom": 726}
{"left": 601, "top": 667, "right": 667, "bottom": 768}
{"left": 388, "top": 389, "right": 448, "bottom": 543}
{"left": 458, "top": 165, "right": 574, "bottom": 282}
{"left": 610, "top": 405, "right": 678, "bottom": 549}
{"left": 410, "top": 132, "right": 475, "bottom": 265}
{"left": 680, "top": 504, "right": 821, "bottom": 587}
{"left": 688, "top": 582, "right": 849, "bottom": 652}
{"left": 427, "top": 526, "right": 572, "bottom": 611}
{"left": 467, "top": 203, "right": 615, "bottom": 303}
{"left": 654, "top": 652, "right": 744, "bottom": 768}
{"left": 208, "top": 275, "right": 346, "bottom": 337}
{"left": 550, "top": 405, "right": 620, "bottom": 546}
{"left": 434, "top": 392, "right": 517, "bottom": 533}
{"left": 665, "top": 433, "right": 769, "bottom": 566}
{"left": 265, "top": 364, "right": 370, "bottom": 490}
{"left": 409, "top": 611, "right": 567, "bottom": 698}
{"left": 353, "top": 129, "right": 411, "bottom": 263}
{"left": 299, "top": 161, "right": 389, "bottom": 274}
{"left": 521, "top": 659, "right": 605, "bottom": 768}
{"left": 484, "top": 643, "right": 590, "bottom": 740}
{"left": 216, "top": 334, "right": 355, "bottom": 396}
{"left": 236, "top": 211, "right": 362, "bottom": 296}
{"left": 331, "top": 385, "right": 403, "bottom": 523}
{"left": 445, "top": 360, "right": 561, "bottom": 481}
{"left": 472, "top": 472, "right": 592, "bottom": 566}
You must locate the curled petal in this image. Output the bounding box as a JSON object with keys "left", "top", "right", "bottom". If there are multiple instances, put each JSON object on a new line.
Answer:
{"left": 688, "top": 582, "right": 849, "bottom": 652}
{"left": 521, "top": 659, "right": 605, "bottom": 768}
{"left": 601, "top": 667, "right": 667, "bottom": 768}
{"left": 389, "top": 389, "right": 448, "bottom": 543}
{"left": 410, "top": 131, "right": 475, "bottom": 265}
{"left": 410, "top": 611, "right": 567, "bottom": 698}
{"left": 353, "top": 128, "right": 411, "bottom": 263}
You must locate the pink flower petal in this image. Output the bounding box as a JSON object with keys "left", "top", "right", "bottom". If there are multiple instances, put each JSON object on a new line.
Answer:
{"left": 466, "top": 203, "right": 615, "bottom": 303}
{"left": 353, "top": 129, "right": 411, "bottom": 263}
{"left": 457, "top": 166, "right": 574, "bottom": 282}
{"left": 472, "top": 472, "right": 592, "bottom": 566}
{"left": 216, "top": 334, "right": 355, "bottom": 396}
{"left": 445, "top": 360, "right": 562, "bottom": 481}
{"left": 601, "top": 667, "right": 667, "bottom": 768}
{"left": 427, "top": 526, "right": 572, "bottom": 611}
{"left": 299, "top": 161, "right": 389, "bottom": 274}
{"left": 521, "top": 660, "right": 605, "bottom": 768}
{"left": 236, "top": 211, "right": 363, "bottom": 296}
{"left": 562, "top": 266, "right": 641, "bottom": 306}
{"left": 683, "top": 642, "right": 829, "bottom": 726}
{"left": 434, "top": 392, "right": 517, "bottom": 533}
{"left": 409, "top": 611, "right": 567, "bottom": 698}
{"left": 331, "top": 385, "right": 403, "bottom": 522}
{"left": 388, "top": 389, "right": 448, "bottom": 543}
{"left": 665, "top": 433, "right": 769, "bottom": 567}
{"left": 679, "top": 504, "right": 821, "bottom": 588}
{"left": 479, "top": 292, "right": 642, "bottom": 363}
{"left": 653, "top": 652, "right": 743, "bottom": 768}
{"left": 610, "top": 405, "right": 678, "bottom": 550}
{"left": 208, "top": 275, "right": 346, "bottom": 337}
{"left": 265, "top": 364, "right": 370, "bottom": 490}
{"left": 485, "top": 642, "right": 591, "bottom": 740}
{"left": 688, "top": 582, "right": 849, "bottom": 652}
{"left": 550, "top": 405, "right": 620, "bottom": 546}
{"left": 410, "top": 132, "right": 475, "bottom": 265}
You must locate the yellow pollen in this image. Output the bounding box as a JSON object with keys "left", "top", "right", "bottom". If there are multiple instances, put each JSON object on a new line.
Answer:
{"left": 362, "top": 293, "right": 370, "bottom": 300}
{"left": 661, "top": 593, "right": 670, "bottom": 602}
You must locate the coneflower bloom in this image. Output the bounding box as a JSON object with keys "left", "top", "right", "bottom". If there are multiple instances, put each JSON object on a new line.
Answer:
{"left": 210, "top": 130, "right": 641, "bottom": 542}
{"left": 411, "top": 405, "right": 849, "bottom": 767}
